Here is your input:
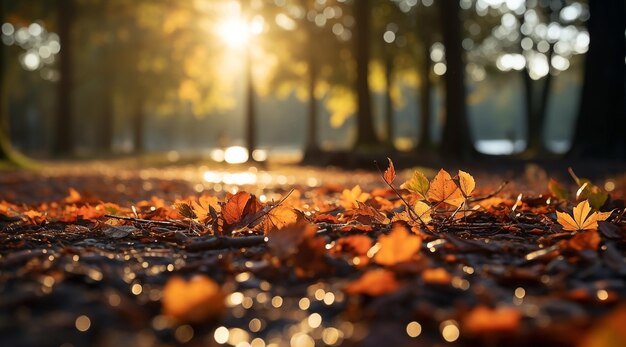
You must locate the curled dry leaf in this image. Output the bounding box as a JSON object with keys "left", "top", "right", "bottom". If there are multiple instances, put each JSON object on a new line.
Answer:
{"left": 373, "top": 224, "right": 422, "bottom": 266}
{"left": 462, "top": 306, "right": 522, "bottom": 335}
{"left": 161, "top": 275, "right": 224, "bottom": 323}
{"left": 556, "top": 200, "right": 611, "bottom": 232}
{"left": 221, "top": 191, "right": 262, "bottom": 232}
{"left": 383, "top": 157, "right": 396, "bottom": 184}
{"left": 428, "top": 169, "right": 464, "bottom": 207}
{"left": 344, "top": 269, "right": 399, "bottom": 296}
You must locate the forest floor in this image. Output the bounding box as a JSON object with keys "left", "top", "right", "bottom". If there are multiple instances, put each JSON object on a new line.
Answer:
{"left": 1, "top": 157, "right": 625, "bottom": 347}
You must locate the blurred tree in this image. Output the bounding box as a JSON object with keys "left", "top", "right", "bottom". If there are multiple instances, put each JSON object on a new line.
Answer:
{"left": 570, "top": 0, "right": 626, "bottom": 158}
{"left": 414, "top": 3, "right": 438, "bottom": 151}
{"left": 438, "top": 0, "right": 473, "bottom": 158}
{"left": 353, "top": 0, "right": 382, "bottom": 150}
{"left": 54, "top": 0, "right": 75, "bottom": 155}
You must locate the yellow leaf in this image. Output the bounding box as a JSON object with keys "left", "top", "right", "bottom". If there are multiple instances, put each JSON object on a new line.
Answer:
{"left": 413, "top": 201, "right": 432, "bottom": 224}
{"left": 162, "top": 275, "right": 224, "bottom": 323}
{"left": 427, "top": 169, "right": 464, "bottom": 207}
{"left": 340, "top": 185, "right": 370, "bottom": 209}
{"left": 262, "top": 205, "right": 300, "bottom": 234}
{"left": 400, "top": 170, "right": 429, "bottom": 199}
{"left": 556, "top": 200, "right": 610, "bottom": 232}
{"left": 373, "top": 224, "right": 422, "bottom": 266}
{"left": 457, "top": 170, "right": 475, "bottom": 197}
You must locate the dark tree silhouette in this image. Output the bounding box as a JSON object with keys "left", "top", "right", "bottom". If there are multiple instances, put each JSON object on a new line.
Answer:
{"left": 54, "top": 0, "right": 75, "bottom": 155}
{"left": 438, "top": 0, "right": 473, "bottom": 158}
{"left": 353, "top": 0, "right": 382, "bottom": 149}
{"left": 570, "top": 0, "right": 626, "bottom": 159}
{"left": 415, "top": 6, "right": 436, "bottom": 150}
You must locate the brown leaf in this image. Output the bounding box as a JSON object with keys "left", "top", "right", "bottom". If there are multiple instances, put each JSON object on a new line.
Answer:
{"left": 161, "top": 275, "right": 224, "bottom": 323}
{"left": 352, "top": 201, "right": 389, "bottom": 225}
{"left": 463, "top": 306, "right": 521, "bottom": 335}
{"left": 221, "top": 191, "right": 262, "bottom": 232}
{"left": 374, "top": 224, "right": 422, "bottom": 266}
{"left": 567, "top": 229, "right": 601, "bottom": 251}
{"left": 383, "top": 157, "right": 396, "bottom": 184}
{"left": 427, "top": 169, "right": 464, "bottom": 207}
{"left": 334, "top": 235, "right": 373, "bottom": 255}
{"left": 266, "top": 222, "right": 312, "bottom": 260}
{"left": 262, "top": 205, "right": 301, "bottom": 234}
{"left": 344, "top": 269, "right": 399, "bottom": 296}
{"left": 102, "top": 224, "right": 138, "bottom": 239}
{"left": 175, "top": 202, "right": 196, "bottom": 219}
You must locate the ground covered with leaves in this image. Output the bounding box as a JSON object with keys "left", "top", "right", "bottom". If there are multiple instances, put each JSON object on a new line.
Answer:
{"left": 1, "top": 160, "right": 625, "bottom": 347}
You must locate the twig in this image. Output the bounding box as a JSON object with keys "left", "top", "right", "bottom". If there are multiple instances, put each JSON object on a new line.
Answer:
{"left": 468, "top": 181, "right": 509, "bottom": 203}
{"left": 104, "top": 214, "right": 182, "bottom": 227}
{"left": 186, "top": 235, "right": 266, "bottom": 252}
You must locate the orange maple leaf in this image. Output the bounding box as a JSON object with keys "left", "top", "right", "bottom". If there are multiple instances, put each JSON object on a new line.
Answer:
{"left": 383, "top": 157, "right": 396, "bottom": 184}
{"left": 427, "top": 169, "right": 464, "bottom": 207}
{"left": 161, "top": 275, "right": 224, "bottom": 323}
{"left": 463, "top": 306, "right": 521, "bottom": 335}
{"left": 556, "top": 200, "right": 611, "bottom": 231}
{"left": 373, "top": 224, "right": 422, "bottom": 266}
{"left": 344, "top": 269, "right": 399, "bottom": 296}
{"left": 262, "top": 205, "right": 300, "bottom": 234}
{"left": 340, "top": 185, "right": 370, "bottom": 209}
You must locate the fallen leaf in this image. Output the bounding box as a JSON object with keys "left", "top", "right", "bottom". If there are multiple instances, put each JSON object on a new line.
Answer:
{"left": 262, "top": 205, "right": 300, "bottom": 234}
{"left": 374, "top": 224, "right": 422, "bottom": 266}
{"left": 64, "top": 188, "right": 82, "bottom": 204}
{"left": 340, "top": 185, "right": 370, "bottom": 209}
{"left": 102, "top": 224, "right": 138, "bottom": 238}
{"left": 352, "top": 201, "right": 389, "bottom": 224}
{"left": 175, "top": 202, "right": 196, "bottom": 219}
{"left": 566, "top": 229, "right": 601, "bottom": 251}
{"left": 401, "top": 170, "right": 429, "bottom": 199}
{"left": 427, "top": 169, "right": 464, "bottom": 207}
{"left": 344, "top": 269, "right": 399, "bottom": 296}
{"left": 578, "top": 305, "right": 626, "bottom": 347}
{"left": 334, "top": 235, "right": 373, "bottom": 255}
{"left": 548, "top": 178, "right": 568, "bottom": 200}
{"left": 162, "top": 275, "right": 224, "bottom": 323}
{"left": 413, "top": 201, "right": 432, "bottom": 224}
{"left": 191, "top": 195, "right": 220, "bottom": 223}
{"left": 221, "top": 191, "right": 262, "bottom": 231}
{"left": 421, "top": 267, "right": 452, "bottom": 285}
{"left": 457, "top": 170, "right": 475, "bottom": 197}
{"left": 463, "top": 306, "right": 521, "bottom": 335}
{"left": 383, "top": 157, "right": 396, "bottom": 184}
{"left": 556, "top": 200, "right": 611, "bottom": 231}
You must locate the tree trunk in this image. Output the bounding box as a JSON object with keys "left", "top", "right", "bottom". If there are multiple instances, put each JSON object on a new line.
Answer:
{"left": 384, "top": 54, "right": 394, "bottom": 149}
{"left": 54, "top": 0, "right": 75, "bottom": 155}
{"left": 99, "top": 75, "right": 114, "bottom": 153}
{"left": 417, "top": 35, "right": 433, "bottom": 150}
{"left": 570, "top": 0, "right": 626, "bottom": 159}
{"left": 304, "top": 41, "right": 319, "bottom": 153}
{"left": 353, "top": 0, "right": 381, "bottom": 149}
{"left": 0, "top": 2, "right": 7, "bottom": 160}
{"left": 133, "top": 93, "right": 145, "bottom": 153}
{"left": 438, "top": 0, "right": 473, "bottom": 158}
{"left": 244, "top": 45, "right": 257, "bottom": 161}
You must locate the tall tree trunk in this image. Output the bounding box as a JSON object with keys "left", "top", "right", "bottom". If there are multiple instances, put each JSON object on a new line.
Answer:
{"left": 0, "top": 1, "right": 8, "bottom": 160}
{"left": 99, "top": 74, "right": 114, "bottom": 153}
{"left": 244, "top": 46, "right": 257, "bottom": 161}
{"left": 133, "top": 93, "right": 145, "bottom": 153}
{"left": 417, "top": 34, "right": 432, "bottom": 150}
{"left": 438, "top": 0, "right": 473, "bottom": 158}
{"left": 384, "top": 54, "right": 394, "bottom": 149}
{"left": 353, "top": 0, "right": 381, "bottom": 149}
{"left": 54, "top": 0, "right": 75, "bottom": 155}
{"left": 305, "top": 53, "right": 319, "bottom": 153}
{"left": 570, "top": 0, "right": 626, "bottom": 159}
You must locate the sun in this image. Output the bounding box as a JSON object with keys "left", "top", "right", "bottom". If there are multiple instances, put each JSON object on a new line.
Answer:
{"left": 217, "top": 17, "right": 250, "bottom": 48}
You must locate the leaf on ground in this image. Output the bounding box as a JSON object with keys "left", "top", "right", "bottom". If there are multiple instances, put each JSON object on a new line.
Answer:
{"left": 579, "top": 305, "right": 626, "bottom": 347}
{"left": 161, "top": 275, "right": 224, "bottom": 323}
{"left": 352, "top": 201, "right": 390, "bottom": 225}
{"left": 333, "top": 235, "right": 373, "bottom": 255}
{"left": 175, "top": 202, "right": 196, "bottom": 219}
{"left": 462, "top": 306, "right": 522, "bottom": 335}
{"left": 421, "top": 267, "right": 452, "bottom": 285}
{"left": 262, "top": 205, "right": 301, "bottom": 234}
{"left": 400, "top": 170, "right": 429, "bottom": 199}
{"left": 383, "top": 157, "right": 396, "bottom": 184}
{"left": 340, "top": 185, "right": 370, "bottom": 209}
{"left": 64, "top": 188, "right": 82, "bottom": 204}
{"left": 565, "top": 229, "right": 602, "bottom": 251}
{"left": 191, "top": 195, "right": 220, "bottom": 223}
{"left": 556, "top": 200, "right": 611, "bottom": 232}
{"left": 548, "top": 178, "right": 568, "bottom": 200}
{"left": 427, "top": 169, "right": 464, "bottom": 207}
{"left": 373, "top": 224, "right": 422, "bottom": 266}
{"left": 221, "top": 191, "right": 262, "bottom": 231}
{"left": 344, "top": 269, "right": 399, "bottom": 296}
{"left": 457, "top": 170, "right": 475, "bottom": 197}
{"left": 413, "top": 201, "right": 432, "bottom": 224}
{"left": 102, "top": 224, "right": 138, "bottom": 239}
{"left": 267, "top": 222, "right": 314, "bottom": 260}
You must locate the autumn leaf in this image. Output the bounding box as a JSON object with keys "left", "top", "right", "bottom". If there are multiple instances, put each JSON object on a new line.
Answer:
{"left": 413, "top": 201, "right": 432, "bottom": 224}
{"left": 101, "top": 224, "right": 138, "bottom": 239}
{"left": 352, "top": 201, "right": 390, "bottom": 225}
{"left": 421, "top": 267, "right": 452, "bottom": 285}
{"left": 427, "top": 169, "right": 464, "bottom": 207}
{"left": 579, "top": 305, "right": 626, "bottom": 347}
{"left": 373, "top": 224, "right": 422, "bottom": 266}
{"left": 383, "top": 157, "right": 396, "bottom": 184}
{"left": 162, "top": 275, "right": 224, "bottom": 323}
{"left": 566, "top": 229, "right": 602, "bottom": 251}
{"left": 64, "top": 188, "right": 82, "bottom": 204}
{"left": 344, "top": 269, "right": 399, "bottom": 296}
{"left": 463, "top": 306, "right": 522, "bottom": 335}
{"left": 262, "top": 205, "right": 300, "bottom": 234}
{"left": 340, "top": 185, "right": 370, "bottom": 209}
{"left": 221, "top": 191, "right": 262, "bottom": 232}
{"left": 400, "top": 170, "right": 429, "bottom": 199}
{"left": 548, "top": 178, "right": 568, "bottom": 200}
{"left": 556, "top": 200, "right": 611, "bottom": 231}
{"left": 191, "top": 195, "right": 220, "bottom": 223}
{"left": 334, "top": 235, "right": 373, "bottom": 255}
{"left": 175, "top": 202, "right": 196, "bottom": 219}
{"left": 457, "top": 170, "right": 475, "bottom": 197}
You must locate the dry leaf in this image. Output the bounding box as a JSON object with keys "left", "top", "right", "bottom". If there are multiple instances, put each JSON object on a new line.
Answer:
{"left": 102, "top": 224, "right": 138, "bottom": 238}
{"left": 421, "top": 267, "right": 452, "bottom": 285}
{"left": 457, "top": 170, "right": 475, "bottom": 197}
{"left": 463, "top": 306, "right": 521, "bottom": 334}
{"left": 556, "top": 200, "right": 611, "bottom": 232}
{"left": 567, "top": 229, "right": 602, "bottom": 251}
{"left": 262, "top": 205, "right": 300, "bottom": 234}
{"left": 352, "top": 201, "right": 390, "bottom": 224}
{"left": 413, "top": 201, "right": 432, "bottom": 224}
{"left": 221, "top": 191, "right": 262, "bottom": 232}
{"left": 383, "top": 157, "right": 396, "bottom": 184}
{"left": 548, "top": 178, "right": 568, "bottom": 200}
{"left": 427, "top": 169, "right": 464, "bottom": 207}
{"left": 162, "top": 275, "right": 224, "bottom": 323}
{"left": 340, "top": 185, "right": 370, "bottom": 209}
{"left": 344, "top": 269, "right": 399, "bottom": 296}
{"left": 373, "top": 224, "right": 422, "bottom": 266}
{"left": 334, "top": 235, "right": 373, "bottom": 255}
{"left": 64, "top": 188, "right": 82, "bottom": 204}
{"left": 400, "top": 170, "right": 429, "bottom": 199}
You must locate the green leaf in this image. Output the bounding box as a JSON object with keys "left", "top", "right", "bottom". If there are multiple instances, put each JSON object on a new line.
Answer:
{"left": 400, "top": 170, "right": 430, "bottom": 199}
{"left": 548, "top": 178, "right": 568, "bottom": 200}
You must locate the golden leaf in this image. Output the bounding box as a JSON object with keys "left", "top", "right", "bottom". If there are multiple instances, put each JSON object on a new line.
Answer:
{"left": 427, "top": 169, "right": 464, "bottom": 207}
{"left": 556, "top": 200, "right": 611, "bottom": 232}
{"left": 457, "top": 170, "right": 475, "bottom": 197}
{"left": 340, "top": 185, "right": 370, "bottom": 209}
{"left": 373, "top": 224, "right": 422, "bottom": 266}
{"left": 262, "top": 205, "right": 300, "bottom": 234}
{"left": 413, "top": 201, "right": 432, "bottom": 224}
{"left": 162, "top": 275, "right": 224, "bottom": 323}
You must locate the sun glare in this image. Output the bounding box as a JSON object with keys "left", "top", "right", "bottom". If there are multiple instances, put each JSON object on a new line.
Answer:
{"left": 217, "top": 18, "right": 250, "bottom": 48}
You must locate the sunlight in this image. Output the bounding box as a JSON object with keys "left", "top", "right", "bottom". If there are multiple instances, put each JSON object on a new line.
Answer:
{"left": 217, "top": 17, "right": 250, "bottom": 48}
{"left": 224, "top": 146, "right": 249, "bottom": 164}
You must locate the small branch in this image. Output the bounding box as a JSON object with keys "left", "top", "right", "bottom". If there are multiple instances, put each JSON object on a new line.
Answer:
{"left": 374, "top": 161, "right": 427, "bottom": 227}
{"left": 186, "top": 235, "right": 266, "bottom": 252}
{"left": 104, "top": 214, "right": 182, "bottom": 227}
{"left": 468, "top": 181, "right": 509, "bottom": 203}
